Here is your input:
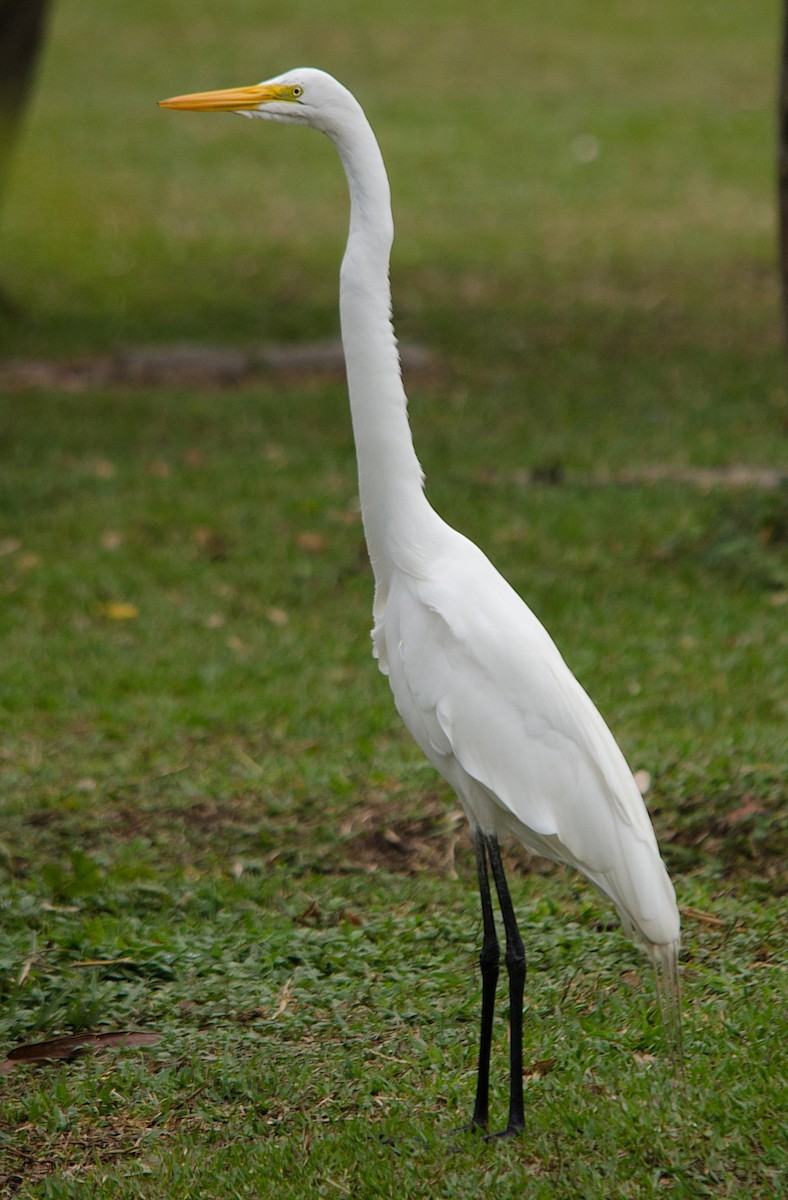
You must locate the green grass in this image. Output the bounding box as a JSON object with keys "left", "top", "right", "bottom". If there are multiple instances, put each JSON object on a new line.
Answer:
{"left": 0, "top": 0, "right": 786, "bottom": 1196}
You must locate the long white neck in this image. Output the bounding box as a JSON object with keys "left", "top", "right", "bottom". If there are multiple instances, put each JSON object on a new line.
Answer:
{"left": 328, "top": 107, "right": 440, "bottom": 589}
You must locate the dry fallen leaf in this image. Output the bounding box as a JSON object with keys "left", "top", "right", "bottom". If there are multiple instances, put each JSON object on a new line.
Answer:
{"left": 633, "top": 769, "right": 651, "bottom": 795}
{"left": 17, "top": 958, "right": 34, "bottom": 988}
{"left": 192, "top": 528, "right": 230, "bottom": 559}
{"left": 270, "top": 979, "right": 294, "bottom": 1020}
{"left": 298, "top": 901, "right": 322, "bottom": 925}
{"left": 71, "top": 958, "right": 139, "bottom": 968}
{"left": 721, "top": 798, "right": 767, "bottom": 827}
{"left": 679, "top": 905, "right": 727, "bottom": 929}
{"left": 524, "top": 1057, "right": 557, "bottom": 1078}
{"left": 266, "top": 607, "right": 289, "bottom": 627}
{"left": 327, "top": 507, "right": 361, "bottom": 526}
{"left": 100, "top": 602, "right": 139, "bottom": 620}
{"left": 297, "top": 531, "right": 327, "bottom": 553}
{"left": 0, "top": 1030, "right": 160, "bottom": 1074}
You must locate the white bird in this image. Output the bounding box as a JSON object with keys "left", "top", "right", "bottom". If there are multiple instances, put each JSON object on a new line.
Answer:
{"left": 160, "top": 68, "right": 681, "bottom": 1137}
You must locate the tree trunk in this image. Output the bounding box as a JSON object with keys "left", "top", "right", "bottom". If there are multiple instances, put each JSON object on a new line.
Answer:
{"left": 0, "top": 0, "right": 50, "bottom": 312}
{"left": 0, "top": 0, "right": 50, "bottom": 195}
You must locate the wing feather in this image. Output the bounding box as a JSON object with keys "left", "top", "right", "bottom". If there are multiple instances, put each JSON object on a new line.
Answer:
{"left": 376, "top": 533, "right": 678, "bottom": 945}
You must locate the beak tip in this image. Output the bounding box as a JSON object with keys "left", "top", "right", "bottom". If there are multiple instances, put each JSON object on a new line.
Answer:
{"left": 155, "top": 84, "right": 273, "bottom": 114}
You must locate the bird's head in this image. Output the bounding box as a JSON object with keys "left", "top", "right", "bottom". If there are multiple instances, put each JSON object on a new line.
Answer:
{"left": 159, "top": 67, "right": 360, "bottom": 138}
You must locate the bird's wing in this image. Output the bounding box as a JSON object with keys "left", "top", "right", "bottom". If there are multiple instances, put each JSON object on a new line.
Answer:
{"left": 378, "top": 533, "right": 677, "bottom": 942}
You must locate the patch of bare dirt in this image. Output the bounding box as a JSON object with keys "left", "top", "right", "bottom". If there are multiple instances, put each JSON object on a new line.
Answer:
{"left": 667, "top": 792, "right": 787, "bottom": 886}
{"left": 337, "top": 792, "right": 548, "bottom": 878}
{"left": 0, "top": 341, "right": 437, "bottom": 391}
{"left": 596, "top": 464, "right": 787, "bottom": 490}
{"left": 502, "top": 463, "right": 787, "bottom": 490}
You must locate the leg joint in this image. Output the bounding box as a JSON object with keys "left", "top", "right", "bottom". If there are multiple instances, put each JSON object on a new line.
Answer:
{"left": 505, "top": 947, "right": 526, "bottom": 987}
{"left": 479, "top": 941, "right": 500, "bottom": 971}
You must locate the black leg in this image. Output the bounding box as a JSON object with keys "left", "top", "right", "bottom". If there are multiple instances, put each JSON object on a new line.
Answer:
{"left": 487, "top": 835, "right": 526, "bottom": 1136}
{"left": 471, "top": 831, "right": 500, "bottom": 1131}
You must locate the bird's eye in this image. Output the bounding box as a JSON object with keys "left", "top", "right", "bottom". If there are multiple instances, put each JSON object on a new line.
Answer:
{"left": 291, "top": 85, "right": 303, "bottom": 98}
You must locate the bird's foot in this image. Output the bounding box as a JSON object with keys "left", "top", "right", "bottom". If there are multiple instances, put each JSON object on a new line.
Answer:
{"left": 485, "top": 1120, "right": 524, "bottom": 1142}
{"left": 452, "top": 1115, "right": 524, "bottom": 1145}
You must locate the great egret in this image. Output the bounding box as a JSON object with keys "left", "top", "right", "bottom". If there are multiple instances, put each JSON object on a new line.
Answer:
{"left": 160, "top": 69, "right": 681, "bottom": 1138}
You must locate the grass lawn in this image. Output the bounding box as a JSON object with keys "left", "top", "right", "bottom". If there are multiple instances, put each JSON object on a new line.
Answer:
{"left": 0, "top": 1, "right": 786, "bottom": 1196}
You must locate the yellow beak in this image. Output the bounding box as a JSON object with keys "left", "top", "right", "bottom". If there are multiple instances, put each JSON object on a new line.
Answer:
{"left": 159, "top": 83, "right": 282, "bottom": 112}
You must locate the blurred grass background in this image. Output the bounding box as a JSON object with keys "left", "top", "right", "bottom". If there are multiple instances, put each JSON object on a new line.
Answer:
{"left": 0, "top": 1, "right": 786, "bottom": 1196}
{"left": 0, "top": 0, "right": 780, "bottom": 356}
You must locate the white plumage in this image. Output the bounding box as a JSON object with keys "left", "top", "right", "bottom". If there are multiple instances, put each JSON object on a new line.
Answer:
{"left": 161, "top": 68, "right": 681, "bottom": 1136}
{"left": 377, "top": 543, "right": 679, "bottom": 946}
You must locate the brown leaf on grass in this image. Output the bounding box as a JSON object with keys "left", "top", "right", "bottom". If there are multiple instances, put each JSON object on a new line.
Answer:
{"left": 100, "top": 530, "right": 123, "bottom": 551}
{"left": 584, "top": 1077, "right": 617, "bottom": 1098}
{"left": 720, "top": 797, "right": 768, "bottom": 827}
{"left": 296, "top": 531, "right": 327, "bottom": 553}
{"left": 679, "top": 905, "right": 727, "bottom": 929}
{"left": 327, "top": 507, "right": 361, "bottom": 526}
{"left": 99, "top": 601, "right": 139, "bottom": 620}
{"left": 270, "top": 979, "right": 294, "bottom": 1020}
{"left": 265, "top": 607, "right": 289, "bottom": 627}
{"left": 297, "top": 900, "right": 322, "bottom": 925}
{"left": 524, "top": 1057, "right": 557, "bottom": 1079}
{"left": 17, "top": 958, "right": 35, "bottom": 987}
{"left": 192, "top": 527, "right": 230, "bottom": 560}
{"left": 71, "top": 958, "right": 139, "bottom": 968}
{"left": 633, "top": 769, "right": 651, "bottom": 795}
{"left": 89, "top": 458, "right": 116, "bottom": 480}
{"left": 0, "top": 1030, "right": 160, "bottom": 1074}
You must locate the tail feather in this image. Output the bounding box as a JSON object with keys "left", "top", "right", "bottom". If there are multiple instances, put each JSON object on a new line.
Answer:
{"left": 649, "top": 939, "right": 683, "bottom": 1073}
